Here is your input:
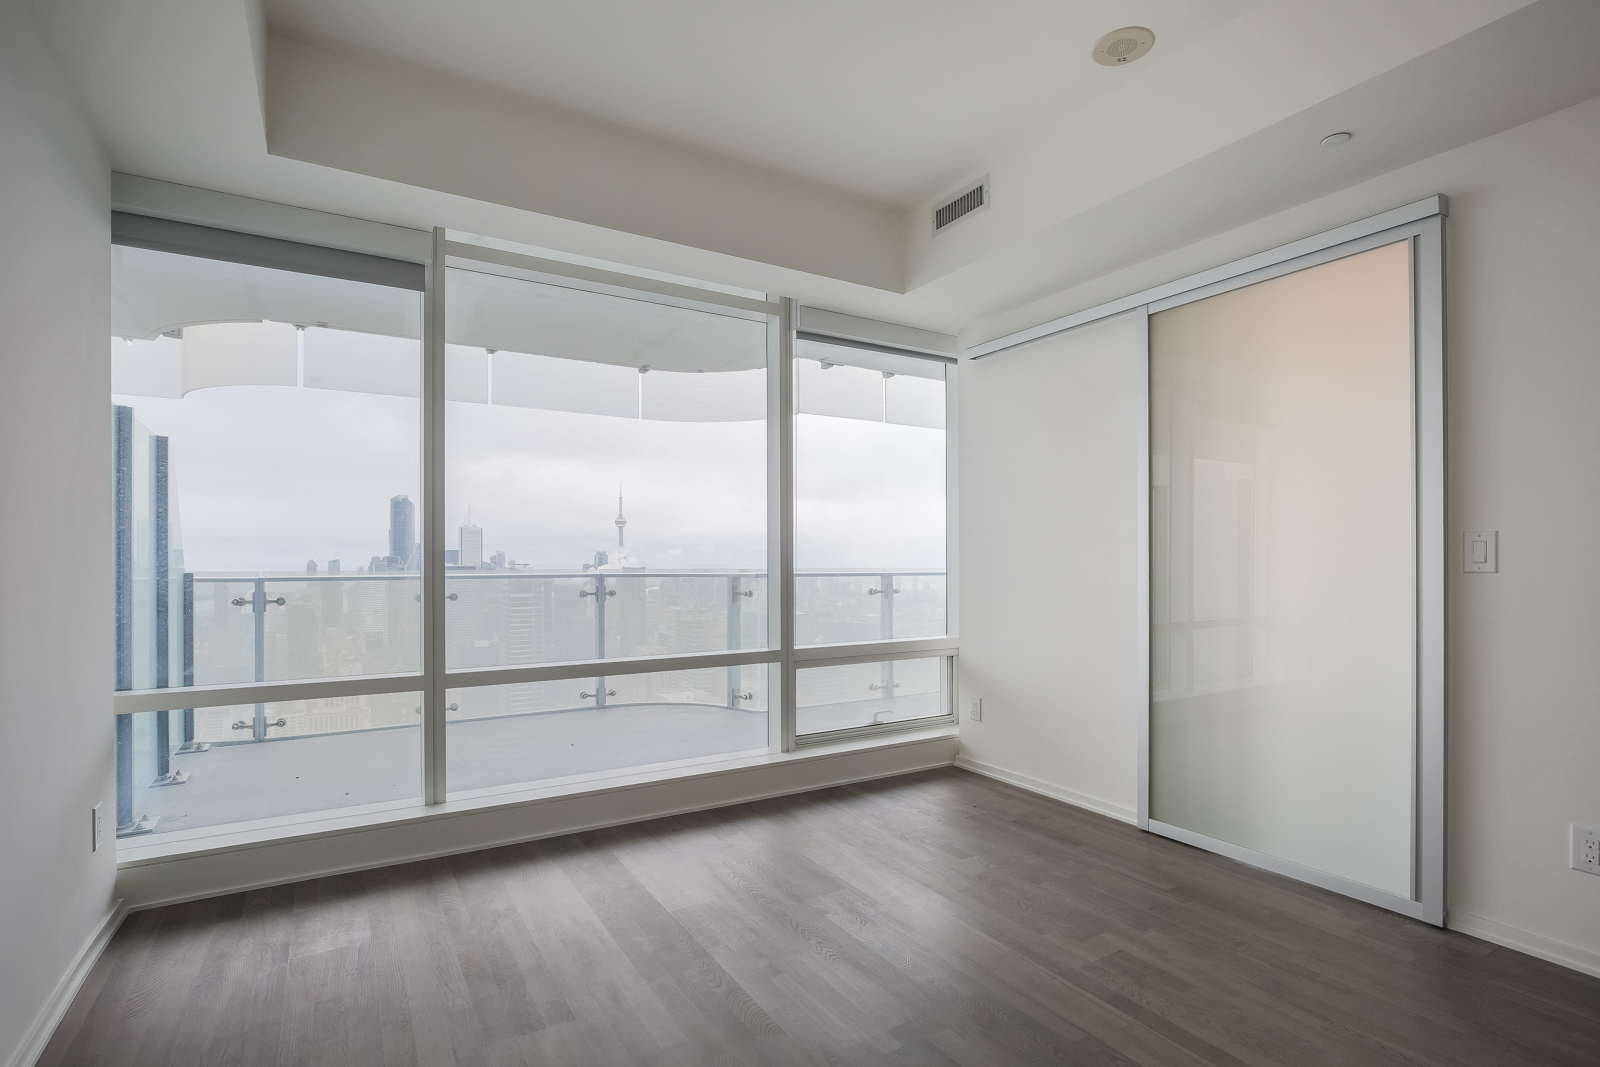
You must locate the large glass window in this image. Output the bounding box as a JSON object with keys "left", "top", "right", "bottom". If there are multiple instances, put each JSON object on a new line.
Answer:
{"left": 113, "top": 246, "right": 423, "bottom": 686}
{"left": 111, "top": 243, "right": 422, "bottom": 837}
{"left": 110, "top": 223, "right": 955, "bottom": 849}
{"left": 443, "top": 268, "right": 770, "bottom": 670}
{"left": 793, "top": 339, "right": 948, "bottom": 646}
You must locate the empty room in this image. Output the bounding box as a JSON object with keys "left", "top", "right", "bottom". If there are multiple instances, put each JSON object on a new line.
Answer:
{"left": 3, "top": 1, "right": 1600, "bottom": 1064}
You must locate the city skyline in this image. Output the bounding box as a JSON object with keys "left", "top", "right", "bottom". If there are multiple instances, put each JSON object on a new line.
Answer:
{"left": 111, "top": 381, "right": 944, "bottom": 574}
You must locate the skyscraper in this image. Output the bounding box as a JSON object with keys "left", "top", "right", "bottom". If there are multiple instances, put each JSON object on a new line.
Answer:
{"left": 389, "top": 495, "right": 415, "bottom": 565}
{"left": 460, "top": 522, "right": 483, "bottom": 570}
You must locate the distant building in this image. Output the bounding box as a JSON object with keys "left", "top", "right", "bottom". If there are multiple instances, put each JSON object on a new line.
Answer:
{"left": 490, "top": 550, "right": 505, "bottom": 569}
{"left": 460, "top": 523, "right": 483, "bottom": 569}
{"left": 389, "top": 495, "right": 415, "bottom": 566}
{"left": 445, "top": 549, "right": 459, "bottom": 565}
{"left": 306, "top": 559, "right": 317, "bottom": 573}
{"left": 327, "top": 559, "right": 340, "bottom": 573}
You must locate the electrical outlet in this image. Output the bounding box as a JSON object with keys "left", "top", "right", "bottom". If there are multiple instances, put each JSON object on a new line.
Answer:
{"left": 92, "top": 802, "right": 104, "bottom": 853}
{"left": 969, "top": 697, "right": 983, "bottom": 722}
{"left": 1574, "top": 825, "right": 1600, "bottom": 876}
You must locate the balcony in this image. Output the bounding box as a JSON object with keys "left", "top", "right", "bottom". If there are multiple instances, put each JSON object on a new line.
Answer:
{"left": 117, "top": 569, "right": 948, "bottom": 840}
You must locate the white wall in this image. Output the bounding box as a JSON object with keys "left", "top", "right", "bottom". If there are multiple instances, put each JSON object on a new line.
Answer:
{"left": 956, "top": 311, "right": 1145, "bottom": 822}
{"left": 957, "top": 93, "right": 1600, "bottom": 975}
{"left": 0, "top": 3, "right": 117, "bottom": 1065}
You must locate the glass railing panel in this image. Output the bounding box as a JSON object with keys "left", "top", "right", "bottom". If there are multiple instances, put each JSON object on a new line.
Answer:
{"left": 188, "top": 575, "right": 422, "bottom": 685}
{"left": 443, "top": 571, "right": 771, "bottom": 670}
{"left": 190, "top": 579, "right": 259, "bottom": 685}
{"left": 794, "top": 572, "right": 946, "bottom": 646}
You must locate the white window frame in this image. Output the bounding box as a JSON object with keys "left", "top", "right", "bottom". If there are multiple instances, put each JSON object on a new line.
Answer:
{"left": 110, "top": 212, "right": 960, "bottom": 826}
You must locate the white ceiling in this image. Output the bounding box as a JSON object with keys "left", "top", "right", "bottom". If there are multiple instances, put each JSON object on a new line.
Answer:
{"left": 265, "top": 0, "right": 1261, "bottom": 208}
{"left": 23, "top": 0, "right": 1600, "bottom": 341}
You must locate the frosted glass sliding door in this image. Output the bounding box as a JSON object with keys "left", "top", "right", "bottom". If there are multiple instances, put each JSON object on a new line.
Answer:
{"left": 1149, "top": 240, "right": 1420, "bottom": 902}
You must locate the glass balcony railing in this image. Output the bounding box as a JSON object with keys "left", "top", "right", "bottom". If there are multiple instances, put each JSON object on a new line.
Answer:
{"left": 116, "top": 568, "right": 946, "bottom": 839}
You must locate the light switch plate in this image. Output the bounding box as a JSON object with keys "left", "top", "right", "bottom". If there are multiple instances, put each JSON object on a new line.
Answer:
{"left": 92, "top": 802, "right": 104, "bottom": 852}
{"left": 1463, "top": 530, "right": 1497, "bottom": 573}
{"left": 969, "top": 697, "right": 982, "bottom": 722}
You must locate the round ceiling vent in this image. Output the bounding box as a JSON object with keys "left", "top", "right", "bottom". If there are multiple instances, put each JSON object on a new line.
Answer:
{"left": 1320, "top": 131, "right": 1353, "bottom": 147}
{"left": 1093, "top": 26, "right": 1155, "bottom": 66}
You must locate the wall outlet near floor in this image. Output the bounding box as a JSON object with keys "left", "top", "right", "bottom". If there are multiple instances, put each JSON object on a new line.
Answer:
{"left": 92, "top": 802, "right": 104, "bottom": 853}
{"left": 1573, "top": 824, "right": 1600, "bottom": 876}
{"left": 969, "top": 697, "right": 983, "bottom": 722}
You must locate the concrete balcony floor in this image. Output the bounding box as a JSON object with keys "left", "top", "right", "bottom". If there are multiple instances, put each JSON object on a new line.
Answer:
{"left": 129, "top": 694, "right": 938, "bottom": 838}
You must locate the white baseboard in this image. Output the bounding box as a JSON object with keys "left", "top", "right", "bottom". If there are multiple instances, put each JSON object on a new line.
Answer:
{"left": 6, "top": 900, "right": 127, "bottom": 1067}
{"left": 120, "top": 733, "right": 959, "bottom": 911}
{"left": 1449, "top": 909, "right": 1600, "bottom": 980}
{"left": 953, "top": 754, "right": 1137, "bottom": 824}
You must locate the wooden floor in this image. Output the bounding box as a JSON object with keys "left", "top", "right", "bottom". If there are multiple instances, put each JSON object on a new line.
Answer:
{"left": 43, "top": 769, "right": 1600, "bottom": 1067}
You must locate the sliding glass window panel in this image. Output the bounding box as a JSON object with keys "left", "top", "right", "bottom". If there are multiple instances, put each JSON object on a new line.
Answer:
{"left": 114, "top": 693, "right": 421, "bottom": 839}
{"left": 443, "top": 268, "right": 770, "bottom": 669}
{"left": 111, "top": 245, "right": 423, "bottom": 694}
{"left": 794, "top": 340, "right": 947, "bottom": 646}
{"left": 445, "top": 663, "right": 773, "bottom": 798}
{"left": 1149, "top": 240, "right": 1415, "bottom": 897}
{"left": 795, "top": 656, "right": 946, "bottom": 736}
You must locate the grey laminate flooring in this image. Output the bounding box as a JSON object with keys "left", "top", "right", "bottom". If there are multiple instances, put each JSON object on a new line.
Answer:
{"left": 41, "top": 768, "right": 1600, "bottom": 1066}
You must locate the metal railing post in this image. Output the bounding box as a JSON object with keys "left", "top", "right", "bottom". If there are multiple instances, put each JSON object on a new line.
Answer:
{"left": 252, "top": 577, "right": 267, "bottom": 741}
{"left": 596, "top": 575, "right": 608, "bottom": 706}
{"left": 875, "top": 572, "right": 899, "bottom": 697}
{"left": 727, "top": 575, "right": 742, "bottom": 708}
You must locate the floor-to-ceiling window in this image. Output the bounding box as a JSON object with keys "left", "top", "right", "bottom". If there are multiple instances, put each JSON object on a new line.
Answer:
{"left": 109, "top": 219, "right": 955, "bottom": 847}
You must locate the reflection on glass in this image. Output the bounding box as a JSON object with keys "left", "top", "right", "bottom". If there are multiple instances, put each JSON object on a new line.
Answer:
{"left": 444, "top": 268, "right": 770, "bottom": 667}
{"left": 446, "top": 664, "right": 772, "bottom": 797}
{"left": 1149, "top": 241, "right": 1415, "bottom": 896}
{"left": 796, "top": 656, "right": 945, "bottom": 735}
{"left": 794, "top": 339, "right": 946, "bottom": 645}
{"left": 116, "top": 693, "right": 421, "bottom": 837}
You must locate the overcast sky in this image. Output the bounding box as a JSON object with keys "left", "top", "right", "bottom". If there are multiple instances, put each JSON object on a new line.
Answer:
{"left": 115, "top": 385, "right": 945, "bottom": 575}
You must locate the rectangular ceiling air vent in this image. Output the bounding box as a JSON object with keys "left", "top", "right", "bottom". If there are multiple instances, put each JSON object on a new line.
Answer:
{"left": 933, "top": 178, "right": 989, "bottom": 234}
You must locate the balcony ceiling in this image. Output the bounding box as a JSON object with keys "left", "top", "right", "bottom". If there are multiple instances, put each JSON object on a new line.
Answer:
{"left": 24, "top": 0, "right": 1600, "bottom": 340}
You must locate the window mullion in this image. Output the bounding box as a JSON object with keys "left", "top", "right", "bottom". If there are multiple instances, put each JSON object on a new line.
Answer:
{"left": 774, "top": 297, "right": 797, "bottom": 752}
{"left": 422, "top": 226, "right": 449, "bottom": 805}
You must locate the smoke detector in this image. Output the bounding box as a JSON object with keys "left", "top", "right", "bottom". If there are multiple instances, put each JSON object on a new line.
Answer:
{"left": 1093, "top": 27, "right": 1155, "bottom": 66}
